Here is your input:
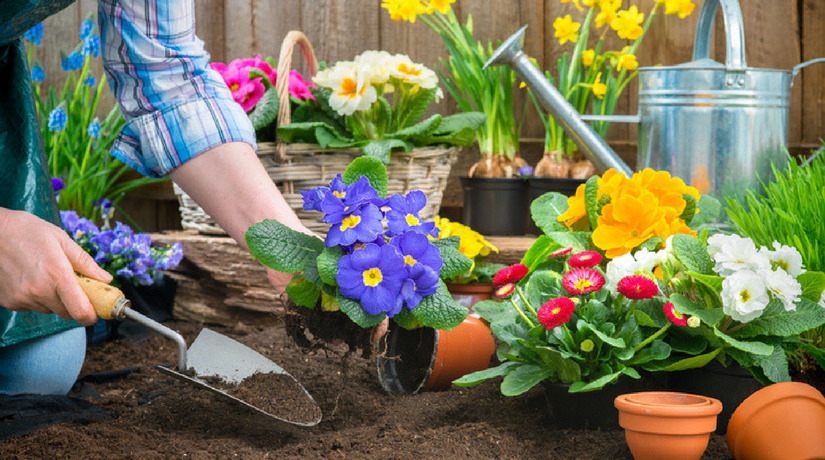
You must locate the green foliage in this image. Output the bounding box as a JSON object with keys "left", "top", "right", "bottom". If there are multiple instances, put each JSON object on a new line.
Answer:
{"left": 245, "top": 219, "right": 324, "bottom": 273}
{"left": 342, "top": 156, "right": 389, "bottom": 197}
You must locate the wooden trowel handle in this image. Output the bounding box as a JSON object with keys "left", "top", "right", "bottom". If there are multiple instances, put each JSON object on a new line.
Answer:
{"left": 75, "top": 273, "right": 130, "bottom": 321}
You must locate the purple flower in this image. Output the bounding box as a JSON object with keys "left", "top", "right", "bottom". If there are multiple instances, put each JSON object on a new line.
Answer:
{"left": 336, "top": 244, "right": 407, "bottom": 316}
{"left": 51, "top": 177, "right": 65, "bottom": 193}
{"left": 385, "top": 190, "right": 437, "bottom": 237}
{"left": 300, "top": 187, "right": 329, "bottom": 212}
{"left": 323, "top": 203, "right": 384, "bottom": 247}
{"left": 399, "top": 263, "right": 440, "bottom": 311}
{"left": 389, "top": 232, "right": 443, "bottom": 275}
{"left": 518, "top": 165, "right": 534, "bottom": 177}
{"left": 60, "top": 211, "right": 99, "bottom": 240}
{"left": 94, "top": 198, "right": 114, "bottom": 220}
{"left": 155, "top": 242, "right": 184, "bottom": 270}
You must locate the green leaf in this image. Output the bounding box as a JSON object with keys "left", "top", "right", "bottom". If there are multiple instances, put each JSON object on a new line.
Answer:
{"left": 247, "top": 67, "right": 274, "bottom": 87}
{"left": 317, "top": 246, "right": 345, "bottom": 286}
{"left": 247, "top": 87, "right": 279, "bottom": 131}
{"left": 669, "top": 333, "right": 708, "bottom": 354}
{"left": 432, "top": 112, "right": 486, "bottom": 135}
{"left": 713, "top": 327, "right": 773, "bottom": 355}
{"left": 472, "top": 300, "right": 516, "bottom": 324}
{"left": 688, "top": 272, "right": 724, "bottom": 293}
{"left": 653, "top": 348, "right": 722, "bottom": 372}
{"left": 315, "top": 125, "right": 357, "bottom": 148}
{"left": 639, "top": 236, "right": 664, "bottom": 252}
{"left": 393, "top": 86, "right": 437, "bottom": 130}
{"left": 798, "top": 271, "right": 825, "bottom": 302}
{"left": 361, "top": 138, "right": 411, "bottom": 164}
{"left": 375, "top": 96, "right": 392, "bottom": 136}
{"left": 670, "top": 294, "right": 725, "bottom": 325}
{"left": 691, "top": 194, "right": 722, "bottom": 227}
{"left": 579, "top": 320, "right": 626, "bottom": 348}
{"left": 801, "top": 343, "right": 825, "bottom": 370}
{"left": 245, "top": 219, "right": 324, "bottom": 272}
{"left": 679, "top": 193, "right": 697, "bottom": 225}
{"left": 734, "top": 298, "right": 825, "bottom": 338}
{"left": 432, "top": 236, "right": 460, "bottom": 249}
{"left": 285, "top": 275, "right": 321, "bottom": 308}
{"left": 534, "top": 346, "right": 581, "bottom": 383}
{"left": 626, "top": 340, "right": 671, "bottom": 365}
{"left": 751, "top": 343, "right": 791, "bottom": 383}
{"left": 500, "top": 364, "right": 554, "bottom": 396}
{"left": 438, "top": 245, "right": 473, "bottom": 280}
{"left": 336, "top": 294, "right": 386, "bottom": 328}
{"left": 520, "top": 235, "right": 561, "bottom": 271}
{"left": 418, "top": 126, "right": 477, "bottom": 147}
{"left": 546, "top": 231, "right": 597, "bottom": 253}
{"left": 453, "top": 361, "right": 520, "bottom": 387}
{"left": 530, "top": 192, "right": 569, "bottom": 234}
{"left": 393, "top": 114, "right": 442, "bottom": 141}
{"left": 569, "top": 370, "right": 624, "bottom": 393}
{"left": 584, "top": 175, "right": 600, "bottom": 229}
{"left": 672, "top": 234, "right": 714, "bottom": 275}
{"left": 411, "top": 281, "right": 469, "bottom": 330}
{"left": 276, "top": 121, "right": 332, "bottom": 144}
{"left": 342, "top": 156, "right": 389, "bottom": 198}
{"left": 391, "top": 309, "right": 423, "bottom": 330}
{"left": 634, "top": 310, "right": 657, "bottom": 327}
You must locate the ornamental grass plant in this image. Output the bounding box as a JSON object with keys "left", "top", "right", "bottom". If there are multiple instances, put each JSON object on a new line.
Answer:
{"left": 454, "top": 168, "right": 825, "bottom": 395}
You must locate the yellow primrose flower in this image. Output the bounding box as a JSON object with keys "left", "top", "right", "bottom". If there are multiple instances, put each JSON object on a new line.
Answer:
{"left": 616, "top": 53, "right": 638, "bottom": 71}
{"left": 390, "top": 54, "right": 438, "bottom": 89}
{"left": 582, "top": 49, "right": 595, "bottom": 67}
{"left": 611, "top": 6, "right": 644, "bottom": 40}
{"left": 433, "top": 217, "right": 498, "bottom": 259}
{"left": 557, "top": 183, "right": 588, "bottom": 228}
{"left": 592, "top": 190, "right": 667, "bottom": 258}
{"left": 381, "top": 0, "right": 429, "bottom": 23}
{"left": 427, "top": 0, "right": 455, "bottom": 14}
{"left": 561, "top": 0, "right": 583, "bottom": 11}
{"left": 323, "top": 62, "right": 378, "bottom": 116}
{"left": 553, "top": 15, "right": 581, "bottom": 45}
{"left": 592, "top": 72, "right": 607, "bottom": 98}
{"left": 355, "top": 50, "right": 393, "bottom": 85}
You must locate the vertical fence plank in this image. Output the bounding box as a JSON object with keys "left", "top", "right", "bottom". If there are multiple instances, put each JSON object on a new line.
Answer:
{"left": 252, "top": 0, "right": 305, "bottom": 68}
{"left": 301, "top": 0, "right": 380, "bottom": 65}
{"left": 224, "top": 0, "right": 255, "bottom": 60}
{"left": 196, "top": 0, "right": 227, "bottom": 63}
{"left": 802, "top": 0, "right": 825, "bottom": 147}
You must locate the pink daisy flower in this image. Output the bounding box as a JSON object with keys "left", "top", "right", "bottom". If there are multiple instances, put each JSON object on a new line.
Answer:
{"left": 617, "top": 275, "right": 659, "bottom": 300}
{"left": 493, "top": 264, "right": 529, "bottom": 288}
{"left": 538, "top": 297, "right": 576, "bottom": 330}
{"left": 550, "top": 247, "right": 574, "bottom": 257}
{"left": 495, "top": 283, "right": 516, "bottom": 299}
{"left": 569, "top": 251, "right": 603, "bottom": 269}
{"left": 663, "top": 302, "right": 688, "bottom": 326}
{"left": 562, "top": 268, "right": 605, "bottom": 295}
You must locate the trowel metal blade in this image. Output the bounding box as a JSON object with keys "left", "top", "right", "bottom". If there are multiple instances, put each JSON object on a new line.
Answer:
{"left": 156, "top": 328, "right": 322, "bottom": 426}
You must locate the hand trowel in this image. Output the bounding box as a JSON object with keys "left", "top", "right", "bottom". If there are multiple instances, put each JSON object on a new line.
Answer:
{"left": 76, "top": 274, "right": 322, "bottom": 426}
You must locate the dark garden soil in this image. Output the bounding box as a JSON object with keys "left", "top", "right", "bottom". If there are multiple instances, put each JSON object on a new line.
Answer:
{"left": 2, "top": 319, "right": 824, "bottom": 460}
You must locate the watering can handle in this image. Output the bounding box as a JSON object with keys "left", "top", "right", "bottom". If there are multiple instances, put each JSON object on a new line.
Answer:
{"left": 692, "top": 0, "right": 747, "bottom": 72}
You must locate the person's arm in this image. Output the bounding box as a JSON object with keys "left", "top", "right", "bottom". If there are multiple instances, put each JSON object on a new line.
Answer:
{"left": 98, "top": 0, "right": 310, "bottom": 292}
{"left": 0, "top": 208, "right": 112, "bottom": 325}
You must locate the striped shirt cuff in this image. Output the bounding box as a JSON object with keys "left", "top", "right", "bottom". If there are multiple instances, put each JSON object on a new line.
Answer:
{"left": 110, "top": 95, "right": 257, "bottom": 178}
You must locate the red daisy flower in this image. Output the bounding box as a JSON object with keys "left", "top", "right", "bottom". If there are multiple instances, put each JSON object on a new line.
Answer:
{"left": 568, "top": 251, "right": 603, "bottom": 268}
{"left": 550, "top": 247, "right": 574, "bottom": 258}
{"left": 493, "top": 263, "right": 529, "bottom": 288}
{"left": 495, "top": 283, "right": 516, "bottom": 299}
{"left": 663, "top": 302, "right": 688, "bottom": 326}
{"left": 617, "top": 275, "right": 659, "bottom": 300}
{"left": 562, "top": 268, "right": 605, "bottom": 296}
{"left": 538, "top": 297, "right": 576, "bottom": 330}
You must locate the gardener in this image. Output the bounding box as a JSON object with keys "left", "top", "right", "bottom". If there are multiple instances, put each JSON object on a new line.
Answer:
{"left": 0, "top": 0, "right": 312, "bottom": 396}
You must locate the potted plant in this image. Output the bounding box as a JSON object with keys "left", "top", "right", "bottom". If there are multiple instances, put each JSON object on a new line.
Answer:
{"left": 453, "top": 167, "right": 825, "bottom": 430}
{"left": 244, "top": 156, "right": 473, "bottom": 358}
{"left": 431, "top": 217, "right": 505, "bottom": 308}
{"left": 383, "top": 1, "right": 530, "bottom": 235}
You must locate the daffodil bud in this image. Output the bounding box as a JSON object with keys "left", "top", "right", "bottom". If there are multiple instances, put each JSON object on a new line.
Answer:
{"left": 687, "top": 315, "right": 701, "bottom": 328}
{"left": 580, "top": 339, "right": 595, "bottom": 352}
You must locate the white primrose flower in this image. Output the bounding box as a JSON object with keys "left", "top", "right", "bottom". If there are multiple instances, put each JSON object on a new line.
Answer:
{"left": 759, "top": 268, "right": 802, "bottom": 311}
{"left": 721, "top": 270, "right": 770, "bottom": 323}
{"left": 324, "top": 62, "right": 377, "bottom": 116}
{"left": 355, "top": 50, "right": 393, "bottom": 86}
{"left": 389, "top": 54, "right": 438, "bottom": 89}
{"left": 764, "top": 241, "right": 806, "bottom": 277}
{"left": 820, "top": 289, "right": 825, "bottom": 309}
{"left": 605, "top": 250, "right": 661, "bottom": 294}
{"left": 709, "top": 234, "right": 770, "bottom": 277}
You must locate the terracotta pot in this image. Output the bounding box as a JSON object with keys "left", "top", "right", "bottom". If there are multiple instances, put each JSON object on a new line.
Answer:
{"left": 446, "top": 283, "right": 495, "bottom": 310}
{"left": 726, "top": 382, "right": 825, "bottom": 460}
{"left": 615, "top": 392, "right": 722, "bottom": 460}
{"left": 376, "top": 316, "right": 496, "bottom": 394}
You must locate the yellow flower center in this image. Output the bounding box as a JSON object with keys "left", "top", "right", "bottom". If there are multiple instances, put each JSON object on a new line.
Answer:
{"left": 340, "top": 215, "right": 361, "bottom": 231}
{"left": 363, "top": 268, "right": 383, "bottom": 287}
{"left": 405, "top": 214, "right": 420, "bottom": 226}
{"left": 552, "top": 307, "right": 561, "bottom": 315}
{"left": 229, "top": 83, "right": 239, "bottom": 91}
{"left": 575, "top": 279, "right": 594, "bottom": 290}
{"left": 404, "top": 255, "right": 417, "bottom": 266}
{"left": 333, "top": 190, "right": 346, "bottom": 198}
{"left": 740, "top": 290, "right": 751, "bottom": 303}
{"left": 777, "top": 260, "right": 790, "bottom": 271}
{"left": 398, "top": 62, "right": 422, "bottom": 77}
{"left": 339, "top": 77, "right": 358, "bottom": 98}
{"left": 672, "top": 309, "right": 684, "bottom": 320}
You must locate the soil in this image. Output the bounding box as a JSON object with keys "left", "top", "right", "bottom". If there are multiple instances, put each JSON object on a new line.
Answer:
{"left": 2, "top": 319, "right": 824, "bottom": 460}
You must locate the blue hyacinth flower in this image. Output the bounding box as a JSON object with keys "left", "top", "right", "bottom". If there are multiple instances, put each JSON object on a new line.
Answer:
{"left": 31, "top": 64, "right": 45, "bottom": 83}
{"left": 61, "top": 50, "right": 83, "bottom": 71}
{"left": 336, "top": 243, "right": 407, "bottom": 316}
{"left": 83, "top": 74, "right": 96, "bottom": 87}
{"left": 385, "top": 190, "right": 437, "bottom": 237}
{"left": 87, "top": 117, "right": 101, "bottom": 138}
{"left": 80, "top": 15, "right": 95, "bottom": 40}
{"left": 23, "top": 23, "right": 43, "bottom": 46}
{"left": 324, "top": 203, "right": 384, "bottom": 248}
{"left": 82, "top": 34, "right": 100, "bottom": 57}
{"left": 48, "top": 104, "right": 68, "bottom": 132}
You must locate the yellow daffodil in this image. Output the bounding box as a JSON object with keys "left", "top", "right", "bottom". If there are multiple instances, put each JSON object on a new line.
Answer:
{"left": 592, "top": 190, "right": 667, "bottom": 258}
{"left": 553, "top": 15, "right": 581, "bottom": 45}
{"left": 662, "top": 0, "right": 695, "bottom": 18}
{"left": 427, "top": 0, "right": 455, "bottom": 14}
{"left": 557, "top": 184, "right": 588, "bottom": 228}
{"left": 582, "top": 0, "right": 599, "bottom": 7}
{"left": 595, "top": 0, "right": 621, "bottom": 28}
{"left": 381, "top": 0, "right": 428, "bottom": 23}
{"left": 616, "top": 52, "right": 638, "bottom": 71}
{"left": 611, "top": 6, "right": 644, "bottom": 40}
{"left": 582, "top": 49, "right": 595, "bottom": 67}
{"left": 561, "top": 0, "right": 583, "bottom": 11}
{"left": 592, "top": 72, "right": 607, "bottom": 99}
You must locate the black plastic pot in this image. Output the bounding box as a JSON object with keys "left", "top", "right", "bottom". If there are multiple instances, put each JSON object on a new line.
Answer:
{"left": 667, "top": 360, "right": 764, "bottom": 434}
{"left": 460, "top": 177, "right": 529, "bottom": 236}
{"left": 526, "top": 177, "right": 586, "bottom": 235}
{"left": 543, "top": 374, "right": 667, "bottom": 430}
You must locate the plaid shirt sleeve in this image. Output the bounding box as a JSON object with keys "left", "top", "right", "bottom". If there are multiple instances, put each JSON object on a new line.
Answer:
{"left": 98, "top": 0, "right": 255, "bottom": 178}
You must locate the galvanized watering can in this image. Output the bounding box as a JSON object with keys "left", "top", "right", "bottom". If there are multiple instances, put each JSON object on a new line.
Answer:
{"left": 486, "top": 0, "right": 824, "bottom": 201}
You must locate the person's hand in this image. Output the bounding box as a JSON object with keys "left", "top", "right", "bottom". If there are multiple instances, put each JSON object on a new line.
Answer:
{"left": 0, "top": 208, "right": 112, "bottom": 326}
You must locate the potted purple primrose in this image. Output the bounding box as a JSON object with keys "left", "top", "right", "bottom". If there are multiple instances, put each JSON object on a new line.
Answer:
{"left": 245, "top": 157, "right": 472, "bottom": 357}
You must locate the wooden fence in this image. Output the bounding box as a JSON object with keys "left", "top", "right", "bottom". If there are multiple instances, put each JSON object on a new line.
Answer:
{"left": 37, "top": 0, "right": 824, "bottom": 230}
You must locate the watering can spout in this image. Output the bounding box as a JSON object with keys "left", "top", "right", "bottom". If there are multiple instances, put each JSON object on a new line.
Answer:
{"left": 485, "top": 26, "right": 633, "bottom": 177}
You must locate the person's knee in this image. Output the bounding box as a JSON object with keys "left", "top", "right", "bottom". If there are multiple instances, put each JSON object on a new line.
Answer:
{"left": 0, "top": 327, "right": 86, "bottom": 395}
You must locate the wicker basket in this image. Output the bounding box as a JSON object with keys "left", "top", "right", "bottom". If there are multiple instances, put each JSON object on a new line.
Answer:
{"left": 174, "top": 31, "right": 458, "bottom": 235}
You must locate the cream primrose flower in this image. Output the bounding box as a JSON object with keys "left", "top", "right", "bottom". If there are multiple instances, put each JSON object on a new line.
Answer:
{"left": 312, "top": 67, "right": 333, "bottom": 88}
{"left": 758, "top": 267, "right": 802, "bottom": 311}
{"left": 721, "top": 270, "right": 770, "bottom": 323}
{"left": 355, "top": 50, "right": 394, "bottom": 86}
{"left": 323, "top": 61, "right": 378, "bottom": 117}
{"left": 764, "top": 241, "right": 806, "bottom": 277}
{"left": 708, "top": 234, "right": 771, "bottom": 277}
{"left": 604, "top": 249, "right": 664, "bottom": 294}
{"left": 390, "top": 54, "right": 438, "bottom": 89}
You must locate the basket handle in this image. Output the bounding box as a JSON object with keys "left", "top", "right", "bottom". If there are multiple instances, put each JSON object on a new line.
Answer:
{"left": 275, "top": 31, "right": 319, "bottom": 161}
